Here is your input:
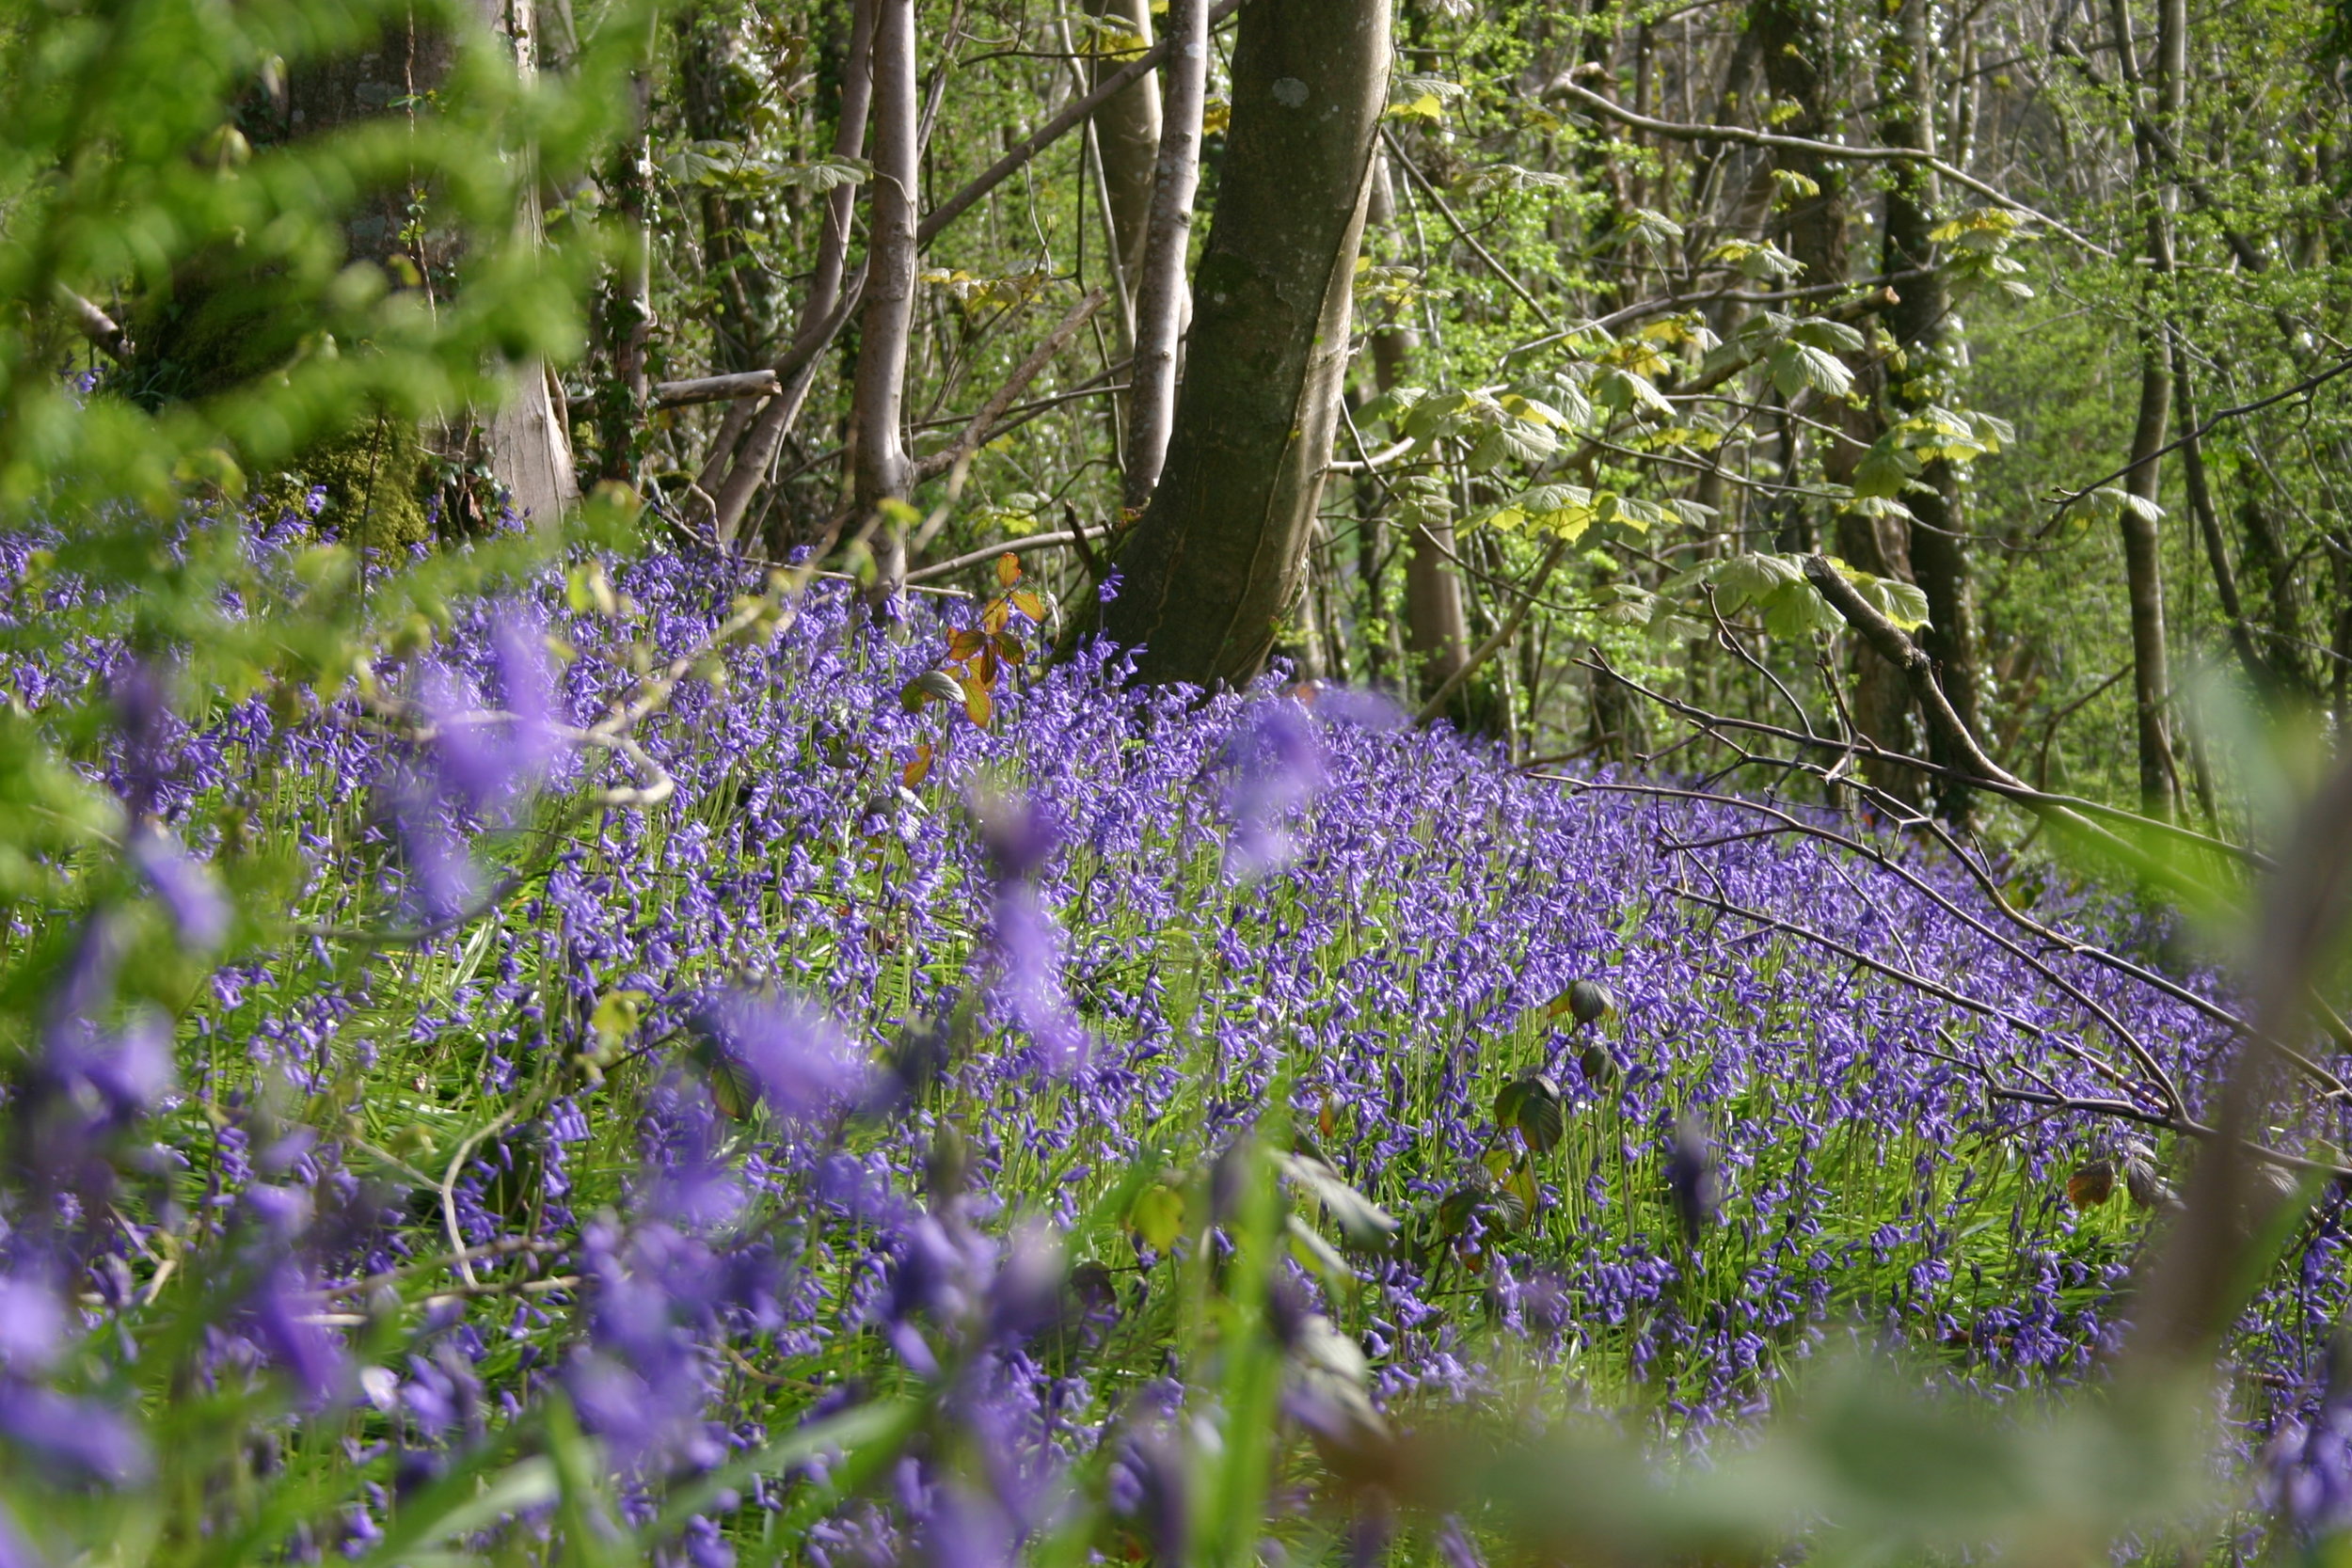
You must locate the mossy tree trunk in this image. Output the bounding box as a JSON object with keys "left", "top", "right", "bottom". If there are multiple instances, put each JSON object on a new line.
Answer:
{"left": 136, "top": 0, "right": 576, "bottom": 535}
{"left": 1101, "top": 0, "right": 1392, "bottom": 687}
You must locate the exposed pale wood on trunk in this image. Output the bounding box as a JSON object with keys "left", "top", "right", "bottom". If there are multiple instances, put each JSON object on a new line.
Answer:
{"left": 1120, "top": 0, "right": 1208, "bottom": 513}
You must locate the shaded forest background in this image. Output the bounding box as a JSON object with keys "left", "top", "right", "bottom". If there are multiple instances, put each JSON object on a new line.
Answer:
{"left": 253, "top": 0, "right": 2349, "bottom": 832}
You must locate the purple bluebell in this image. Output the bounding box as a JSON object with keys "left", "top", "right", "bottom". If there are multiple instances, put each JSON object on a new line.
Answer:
{"left": 691, "top": 990, "right": 866, "bottom": 1122}
{"left": 0, "top": 1386, "right": 151, "bottom": 1484}
{"left": 125, "top": 825, "right": 230, "bottom": 950}
{"left": 1219, "top": 697, "right": 1328, "bottom": 880}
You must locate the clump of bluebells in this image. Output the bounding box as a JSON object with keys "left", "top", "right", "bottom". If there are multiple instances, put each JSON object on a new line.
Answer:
{"left": 0, "top": 515, "right": 2347, "bottom": 1564}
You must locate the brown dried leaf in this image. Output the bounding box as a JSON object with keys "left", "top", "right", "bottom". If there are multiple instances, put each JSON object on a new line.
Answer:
{"left": 2066, "top": 1159, "right": 2116, "bottom": 1209}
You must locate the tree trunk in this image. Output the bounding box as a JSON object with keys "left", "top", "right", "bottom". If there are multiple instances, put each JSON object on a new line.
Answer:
{"left": 2238, "top": 489, "right": 2318, "bottom": 701}
{"left": 460, "top": 0, "right": 578, "bottom": 525}
{"left": 679, "top": 6, "right": 783, "bottom": 372}
{"left": 1121, "top": 0, "right": 1208, "bottom": 514}
{"left": 707, "top": 0, "right": 877, "bottom": 547}
{"left": 1879, "top": 0, "right": 1982, "bottom": 823}
{"left": 851, "top": 0, "right": 919, "bottom": 607}
{"left": 1751, "top": 0, "right": 1916, "bottom": 804}
{"left": 1101, "top": 0, "right": 1392, "bottom": 687}
{"left": 1087, "top": 0, "right": 1166, "bottom": 323}
{"left": 2172, "top": 340, "right": 2272, "bottom": 694}
{"left": 2115, "top": 0, "right": 2183, "bottom": 819}
{"left": 155, "top": 0, "right": 578, "bottom": 531}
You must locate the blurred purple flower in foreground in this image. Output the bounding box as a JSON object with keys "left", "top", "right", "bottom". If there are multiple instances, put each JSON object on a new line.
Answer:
{"left": 243, "top": 1261, "right": 351, "bottom": 1409}
{"left": 0, "top": 1385, "right": 151, "bottom": 1484}
{"left": 377, "top": 771, "right": 480, "bottom": 925}
{"left": 424, "top": 612, "right": 561, "bottom": 815}
{"left": 1220, "top": 699, "right": 1327, "bottom": 881}
{"left": 974, "top": 792, "right": 1087, "bottom": 1073}
{"left": 107, "top": 660, "right": 172, "bottom": 819}
{"left": 2265, "top": 1337, "right": 2352, "bottom": 1541}
{"left": 1667, "top": 1111, "right": 1719, "bottom": 1244}
{"left": 0, "top": 1276, "right": 63, "bottom": 1376}
{"left": 126, "top": 825, "right": 229, "bottom": 951}
{"left": 691, "top": 990, "right": 868, "bottom": 1120}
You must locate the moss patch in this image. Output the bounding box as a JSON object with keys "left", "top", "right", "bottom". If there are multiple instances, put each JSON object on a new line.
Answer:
{"left": 253, "top": 416, "right": 433, "bottom": 549}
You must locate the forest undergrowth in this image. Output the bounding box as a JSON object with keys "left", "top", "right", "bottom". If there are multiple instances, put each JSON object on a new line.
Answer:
{"left": 2, "top": 508, "right": 2347, "bottom": 1564}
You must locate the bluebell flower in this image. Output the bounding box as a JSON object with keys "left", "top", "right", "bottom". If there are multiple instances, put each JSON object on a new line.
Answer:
{"left": 125, "top": 825, "right": 230, "bottom": 951}
{"left": 0, "top": 1385, "right": 151, "bottom": 1484}
{"left": 1220, "top": 698, "right": 1328, "bottom": 880}
{"left": 691, "top": 990, "right": 867, "bottom": 1122}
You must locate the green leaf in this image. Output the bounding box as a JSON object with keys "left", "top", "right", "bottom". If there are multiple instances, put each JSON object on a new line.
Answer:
{"left": 1786, "top": 318, "right": 1865, "bottom": 354}
{"left": 1772, "top": 341, "right": 1853, "bottom": 399}
{"left": 1130, "top": 1183, "right": 1186, "bottom": 1252}
{"left": 1707, "top": 239, "right": 1805, "bottom": 281}
{"left": 1511, "top": 1074, "right": 1565, "bottom": 1153}
{"left": 1853, "top": 440, "right": 1922, "bottom": 499}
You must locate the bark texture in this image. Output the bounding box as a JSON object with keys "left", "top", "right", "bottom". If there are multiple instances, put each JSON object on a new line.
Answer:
{"left": 1087, "top": 0, "right": 1165, "bottom": 307}
{"left": 1880, "top": 0, "right": 1983, "bottom": 822}
{"left": 1120, "top": 0, "right": 1207, "bottom": 512}
{"left": 850, "top": 0, "right": 920, "bottom": 603}
{"left": 1102, "top": 0, "right": 1391, "bottom": 686}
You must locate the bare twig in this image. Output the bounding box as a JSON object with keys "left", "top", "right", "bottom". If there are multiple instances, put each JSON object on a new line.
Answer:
{"left": 1549, "top": 78, "right": 2111, "bottom": 257}
{"left": 912, "top": 288, "right": 1106, "bottom": 484}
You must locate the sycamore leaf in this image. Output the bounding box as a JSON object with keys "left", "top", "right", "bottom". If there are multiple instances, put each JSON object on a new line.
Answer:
{"left": 1787, "top": 317, "right": 1867, "bottom": 353}
{"left": 1708, "top": 238, "right": 1804, "bottom": 281}
{"left": 1624, "top": 207, "right": 1686, "bottom": 248}
{"left": 1853, "top": 440, "right": 1922, "bottom": 499}
{"left": 1467, "top": 414, "right": 1560, "bottom": 474}
{"left": 1387, "top": 73, "right": 1468, "bottom": 122}
{"left": 2087, "top": 485, "right": 2166, "bottom": 524}
{"left": 1597, "top": 367, "right": 1675, "bottom": 420}
{"left": 1828, "top": 558, "right": 1932, "bottom": 632}
{"left": 1772, "top": 341, "right": 1853, "bottom": 399}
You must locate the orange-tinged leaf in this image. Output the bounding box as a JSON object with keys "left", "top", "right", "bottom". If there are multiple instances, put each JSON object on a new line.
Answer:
{"left": 962, "top": 682, "right": 994, "bottom": 727}
{"left": 1011, "top": 588, "right": 1046, "bottom": 622}
{"left": 995, "top": 552, "right": 1023, "bottom": 588}
{"left": 981, "top": 597, "right": 1011, "bottom": 635}
{"left": 2065, "top": 1159, "right": 2116, "bottom": 1209}
{"left": 995, "top": 632, "right": 1028, "bottom": 664}
{"left": 975, "top": 647, "right": 1000, "bottom": 688}
{"left": 947, "top": 627, "right": 989, "bottom": 659}
{"left": 902, "top": 742, "right": 934, "bottom": 787}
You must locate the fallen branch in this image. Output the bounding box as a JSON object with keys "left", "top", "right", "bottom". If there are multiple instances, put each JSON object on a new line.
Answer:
{"left": 57, "top": 283, "right": 130, "bottom": 362}
{"left": 1574, "top": 646, "right": 2264, "bottom": 870}
{"left": 653, "top": 370, "right": 782, "bottom": 408}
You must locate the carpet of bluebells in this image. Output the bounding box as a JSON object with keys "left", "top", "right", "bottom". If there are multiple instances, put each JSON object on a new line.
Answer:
{"left": 5, "top": 511, "right": 2352, "bottom": 1563}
